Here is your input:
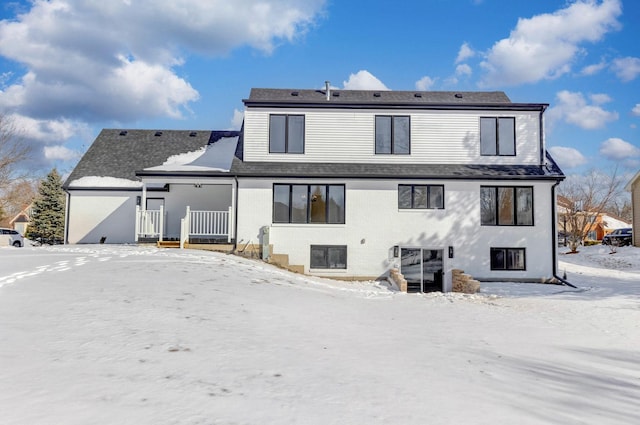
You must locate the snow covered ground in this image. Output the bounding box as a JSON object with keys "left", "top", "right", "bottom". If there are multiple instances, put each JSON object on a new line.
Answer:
{"left": 0, "top": 243, "right": 638, "bottom": 425}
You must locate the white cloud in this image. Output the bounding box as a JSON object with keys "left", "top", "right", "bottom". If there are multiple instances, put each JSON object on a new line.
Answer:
{"left": 9, "top": 113, "right": 89, "bottom": 143}
{"left": 548, "top": 146, "right": 588, "bottom": 169}
{"left": 455, "top": 43, "right": 475, "bottom": 64}
{"left": 456, "top": 64, "right": 472, "bottom": 77}
{"left": 632, "top": 104, "right": 640, "bottom": 116}
{"left": 342, "top": 70, "right": 389, "bottom": 90}
{"left": 230, "top": 109, "right": 244, "bottom": 130}
{"left": 43, "top": 145, "right": 81, "bottom": 161}
{"left": 599, "top": 138, "right": 640, "bottom": 160}
{"left": 611, "top": 57, "right": 640, "bottom": 82}
{"left": 547, "top": 90, "right": 618, "bottom": 130}
{"left": 415, "top": 76, "right": 436, "bottom": 91}
{"left": 580, "top": 60, "right": 607, "bottom": 76}
{"left": 589, "top": 93, "right": 612, "bottom": 104}
{"left": 0, "top": 0, "right": 326, "bottom": 124}
{"left": 480, "top": 0, "right": 622, "bottom": 86}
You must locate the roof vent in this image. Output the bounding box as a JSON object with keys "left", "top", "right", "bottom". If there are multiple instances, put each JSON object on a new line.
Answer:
{"left": 119, "top": 130, "right": 128, "bottom": 136}
{"left": 291, "top": 91, "right": 299, "bottom": 96}
{"left": 189, "top": 131, "right": 197, "bottom": 137}
{"left": 154, "top": 131, "right": 163, "bottom": 137}
{"left": 325, "top": 81, "right": 331, "bottom": 101}
{"left": 454, "top": 93, "right": 463, "bottom": 99}
{"left": 333, "top": 91, "right": 340, "bottom": 97}
{"left": 414, "top": 93, "right": 422, "bottom": 98}
{"left": 373, "top": 92, "right": 381, "bottom": 97}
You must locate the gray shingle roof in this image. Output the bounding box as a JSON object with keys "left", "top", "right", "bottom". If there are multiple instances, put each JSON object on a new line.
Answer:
{"left": 63, "top": 129, "right": 239, "bottom": 188}
{"left": 228, "top": 159, "right": 564, "bottom": 180}
{"left": 244, "top": 88, "right": 526, "bottom": 107}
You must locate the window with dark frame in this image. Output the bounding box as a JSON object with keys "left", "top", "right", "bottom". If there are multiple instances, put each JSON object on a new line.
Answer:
{"left": 480, "top": 186, "right": 533, "bottom": 226}
{"left": 310, "top": 245, "right": 347, "bottom": 269}
{"left": 273, "top": 184, "right": 345, "bottom": 224}
{"left": 480, "top": 117, "right": 516, "bottom": 156}
{"left": 490, "top": 248, "right": 526, "bottom": 270}
{"left": 375, "top": 115, "right": 410, "bottom": 154}
{"left": 269, "top": 114, "right": 305, "bottom": 153}
{"left": 398, "top": 185, "right": 444, "bottom": 209}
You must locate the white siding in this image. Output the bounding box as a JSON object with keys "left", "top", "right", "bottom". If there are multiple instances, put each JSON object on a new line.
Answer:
{"left": 244, "top": 108, "right": 542, "bottom": 165}
{"left": 236, "top": 178, "right": 556, "bottom": 286}
{"left": 67, "top": 184, "right": 233, "bottom": 243}
{"left": 66, "top": 191, "right": 138, "bottom": 244}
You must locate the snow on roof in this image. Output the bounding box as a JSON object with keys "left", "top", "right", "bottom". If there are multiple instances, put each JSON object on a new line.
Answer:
{"left": 602, "top": 214, "right": 631, "bottom": 230}
{"left": 68, "top": 176, "right": 143, "bottom": 188}
{"left": 144, "top": 136, "right": 238, "bottom": 172}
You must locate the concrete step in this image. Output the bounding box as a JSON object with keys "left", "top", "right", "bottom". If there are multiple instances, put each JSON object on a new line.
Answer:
{"left": 269, "top": 253, "right": 304, "bottom": 274}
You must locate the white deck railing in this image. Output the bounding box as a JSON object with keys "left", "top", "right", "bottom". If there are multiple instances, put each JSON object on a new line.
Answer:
{"left": 180, "top": 206, "right": 233, "bottom": 248}
{"left": 135, "top": 206, "right": 164, "bottom": 241}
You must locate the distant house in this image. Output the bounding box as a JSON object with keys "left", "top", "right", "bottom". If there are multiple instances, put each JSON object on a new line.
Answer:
{"left": 556, "top": 195, "right": 630, "bottom": 242}
{"left": 584, "top": 213, "right": 630, "bottom": 241}
{"left": 64, "top": 87, "right": 566, "bottom": 291}
{"left": 625, "top": 171, "right": 640, "bottom": 246}
{"left": 8, "top": 204, "right": 32, "bottom": 236}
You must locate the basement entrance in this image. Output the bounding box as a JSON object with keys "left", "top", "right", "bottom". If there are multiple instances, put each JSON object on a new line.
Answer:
{"left": 400, "top": 248, "right": 444, "bottom": 293}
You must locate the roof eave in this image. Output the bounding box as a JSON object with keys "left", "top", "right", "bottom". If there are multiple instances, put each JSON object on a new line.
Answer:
{"left": 242, "top": 100, "right": 549, "bottom": 111}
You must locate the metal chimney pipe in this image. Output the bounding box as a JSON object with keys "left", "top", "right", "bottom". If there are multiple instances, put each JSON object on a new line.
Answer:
{"left": 325, "top": 81, "right": 331, "bottom": 100}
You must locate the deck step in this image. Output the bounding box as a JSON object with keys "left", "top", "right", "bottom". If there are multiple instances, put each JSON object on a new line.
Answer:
{"left": 157, "top": 240, "right": 180, "bottom": 248}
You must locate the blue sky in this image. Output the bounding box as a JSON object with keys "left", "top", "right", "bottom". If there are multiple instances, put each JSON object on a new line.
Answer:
{"left": 0, "top": 0, "right": 639, "bottom": 178}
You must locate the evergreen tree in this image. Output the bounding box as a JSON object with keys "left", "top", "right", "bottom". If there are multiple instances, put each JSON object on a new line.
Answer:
{"left": 28, "top": 169, "right": 66, "bottom": 244}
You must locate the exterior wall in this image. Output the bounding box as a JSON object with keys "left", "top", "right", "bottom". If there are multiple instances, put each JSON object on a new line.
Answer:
{"left": 236, "top": 178, "right": 556, "bottom": 286}
{"left": 633, "top": 179, "right": 640, "bottom": 246}
{"left": 66, "top": 190, "right": 139, "bottom": 244}
{"left": 243, "top": 108, "right": 542, "bottom": 166}
{"left": 67, "top": 184, "right": 233, "bottom": 243}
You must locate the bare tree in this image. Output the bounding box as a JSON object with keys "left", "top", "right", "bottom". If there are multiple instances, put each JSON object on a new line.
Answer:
{"left": 558, "top": 168, "right": 624, "bottom": 253}
{"left": 0, "top": 114, "right": 31, "bottom": 191}
{"left": 0, "top": 114, "right": 32, "bottom": 222}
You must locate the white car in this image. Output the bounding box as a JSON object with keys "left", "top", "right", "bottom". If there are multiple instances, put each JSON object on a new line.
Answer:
{"left": 0, "top": 228, "right": 24, "bottom": 247}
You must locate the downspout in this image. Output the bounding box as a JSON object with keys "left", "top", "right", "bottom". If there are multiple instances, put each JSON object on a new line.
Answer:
{"left": 551, "top": 179, "right": 577, "bottom": 288}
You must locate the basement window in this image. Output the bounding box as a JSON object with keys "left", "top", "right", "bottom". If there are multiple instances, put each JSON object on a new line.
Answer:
{"left": 310, "top": 245, "right": 347, "bottom": 269}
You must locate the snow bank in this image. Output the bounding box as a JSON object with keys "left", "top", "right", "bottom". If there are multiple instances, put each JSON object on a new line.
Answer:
{"left": 67, "top": 176, "right": 143, "bottom": 188}
{"left": 0, "top": 244, "right": 638, "bottom": 425}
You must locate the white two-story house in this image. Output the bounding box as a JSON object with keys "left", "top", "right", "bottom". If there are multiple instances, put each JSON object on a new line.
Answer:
{"left": 63, "top": 86, "right": 565, "bottom": 292}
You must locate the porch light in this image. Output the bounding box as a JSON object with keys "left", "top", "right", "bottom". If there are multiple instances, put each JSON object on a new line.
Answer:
{"left": 393, "top": 245, "right": 399, "bottom": 257}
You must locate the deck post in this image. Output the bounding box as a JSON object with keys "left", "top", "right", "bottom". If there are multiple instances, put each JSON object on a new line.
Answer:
{"left": 159, "top": 205, "right": 164, "bottom": 242}
{"left": 134, "top": 205, "right": 140, "bottom": 242}
{"left": 228, "top": 206, "right": 233, "bottom": 242}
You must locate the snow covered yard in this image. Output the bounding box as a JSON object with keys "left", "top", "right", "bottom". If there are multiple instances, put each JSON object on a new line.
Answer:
{"left": 0, "top": 244, "right": 638, "bottom": 425}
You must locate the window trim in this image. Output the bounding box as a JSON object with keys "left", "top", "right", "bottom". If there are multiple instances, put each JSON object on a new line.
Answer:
{"left": 480, "top": 186, "right": 534, "bottom": 226}
{"left": 272, "top": 184, "right": 346, "bottom": 224}
{"left": 398, "top": 184, "right": 445, "bottom": 209}
{"left": 490, "top": 247, "right": 526, "bottom": 271}
{"left": 269, "top": 114, "right": 305, "bottom": 154}
{"left": 375, "top": 115, "right": 411, "bottom": 155}
{"left": 310, "top": 245, "right": 348, "bottom": 270}
{"left": 480, "top": 117, "right": 516, "bottom": 157}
